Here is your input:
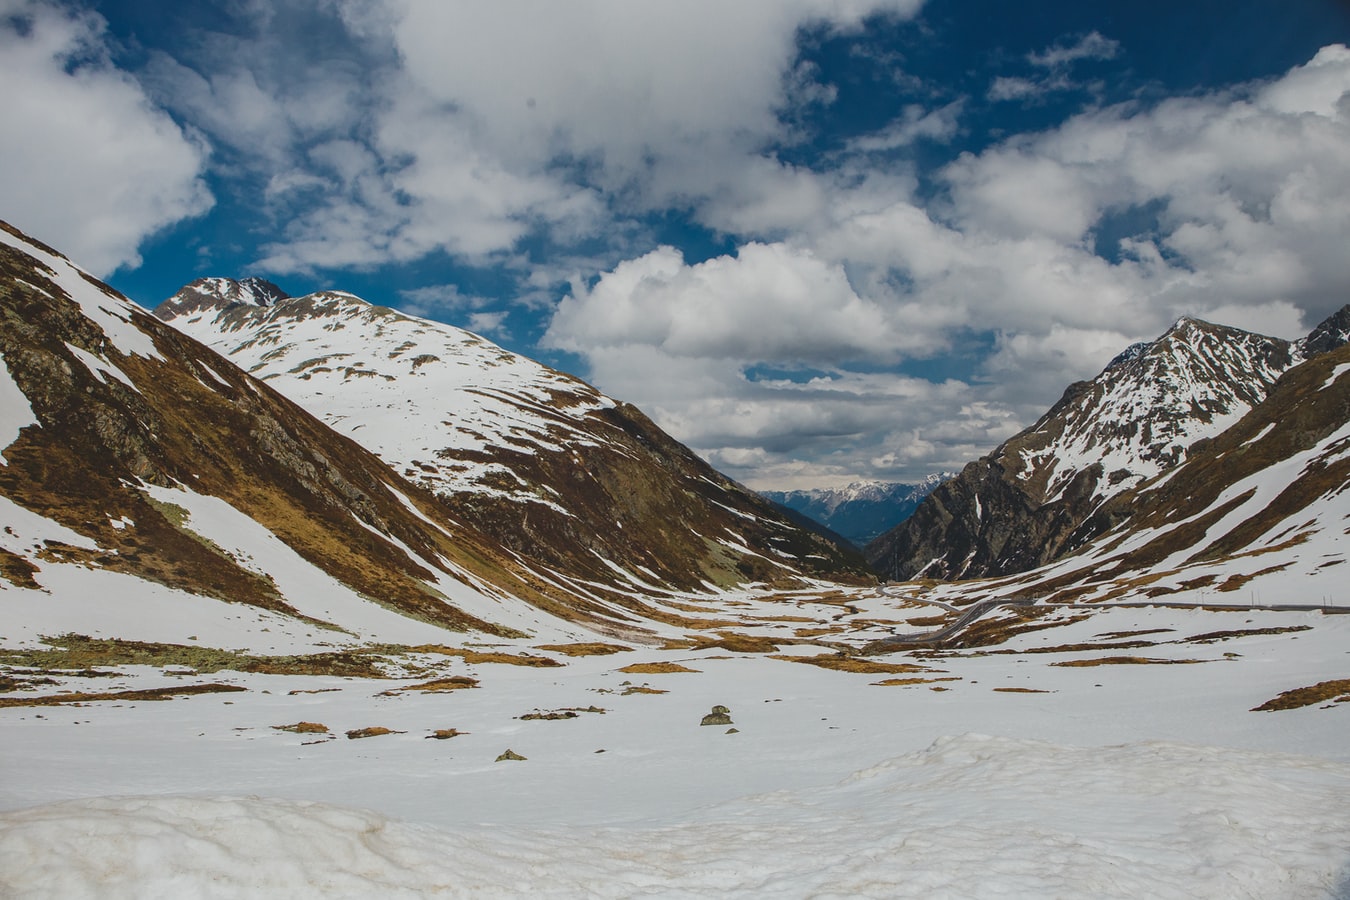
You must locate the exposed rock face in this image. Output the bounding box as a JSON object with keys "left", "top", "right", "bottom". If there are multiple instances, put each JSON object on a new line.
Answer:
{"left": 867, "top": 309, "right": 1350, "bottom": 582}
{"left": 156, "top": 280, "right": 874, "bottom": 594}
{"left": 1298, "top": 304, "right": 1350, "bottom": 358}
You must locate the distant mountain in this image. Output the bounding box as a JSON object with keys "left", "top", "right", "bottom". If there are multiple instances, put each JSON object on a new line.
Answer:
{"left": 762, "top": 476, "right": 953, "bottom": 548}
{"left": 867, "top": 309, "right": 1350, "bottom": 581}
{"left": 156, "top": 278, "right": 874, "bottom": 596}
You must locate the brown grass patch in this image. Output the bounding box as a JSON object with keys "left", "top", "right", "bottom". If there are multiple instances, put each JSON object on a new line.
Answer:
{"left": 687, "top": 633, "right": 781, "bottom": 653}
{"left": 616, "top": 662, "right": 700, "bottom": 674}
{"left": 1180, "top": 626, "right": 1312, "bottom": 644}
{"left": 870, "top": 676, "right": 961, "bottom": 686}
{"left": 2, "top": 634, "right": 389, "bottom": 678}
{"left": 621, "top": 685, "right": 668, "bottom": 695}
{"left": 0, "top": 683, "right": 246, "bottom": 708}
{"left": 427, "top": 728, "right": 465, "bottom": 739}
{"left": 1251, "top": 678, "right": 1350, "bottom": 711}
{"left": 948, "top": 610, "right": 1091, "bottom": 649}
{"left": 346, "top": 727, "right": 400, "bottom": 739}
{"left": 772, "top": 654, "right": 931, "bottom": 675}
{"left": 273, "top": 721, "right": 329, "bottom": 733}
{"left": 1096, "top": 629, "right": 1176, "bottom": 640}
{"left": 535, "top": 642, "right": 632, "bottom": 657}
{"left": 383, "top": 675, "right": 479, "bottom": 694}
{"left": 993, "top": 687, "right": 1051, "bottom": 694}
{"left": 400, "top": 644, "right": 563, "bottom": 667}
{"left": 1052, "top": 656, "right": 1209, "bottom": 667}
{"left": 793, "top": 627, "right": 844, "bottom": 638}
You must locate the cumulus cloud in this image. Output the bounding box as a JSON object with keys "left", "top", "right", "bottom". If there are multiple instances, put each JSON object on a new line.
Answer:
{"left": 543, "top": 45, "right": 1350, "bottom": 487}
{"left": 0, "top": 0, "right": 211, "bottom": 275}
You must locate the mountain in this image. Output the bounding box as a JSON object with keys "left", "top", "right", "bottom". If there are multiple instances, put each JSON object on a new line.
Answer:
{"left": 867, "top": 311, "right": 1348, "bottom": 581}
{"left": 155, "top": 278, "right": 873, "bottom": 596}
{"left": 954, "top": 338, "right": 1350, "bottom": 605}
{"left": 761, "top": 476, "right": 953, "bottom": 547}
{"left": 0, "top": 221, "right": 870, "bottom": 652}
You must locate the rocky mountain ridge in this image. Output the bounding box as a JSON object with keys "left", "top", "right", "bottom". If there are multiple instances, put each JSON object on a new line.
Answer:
{"left": 155, "top": 277, "right": 873, "bottom": 596}
{"left": 867, "top": 309, "right": 1350, "bottom": 581}
{"left": 951, "top": 338, "right": 1350, "bottom": 605}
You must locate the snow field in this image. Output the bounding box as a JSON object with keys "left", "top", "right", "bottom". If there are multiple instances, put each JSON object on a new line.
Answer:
{"left": 3, "top": 603, "right": 1349, "bottom": 897}
{"left": 3, "top": 734, "right": 1348, "bottom": 899}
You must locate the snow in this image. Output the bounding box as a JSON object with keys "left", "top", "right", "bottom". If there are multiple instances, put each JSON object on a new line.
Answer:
{"left": 63, "top": 341, "right": 137, "bottom": 390}
{"left": 2, "top": 561, "right": 1350, "bottom": 896}
{"left": 3, "top": 733, "right": 1348, "bottom": 899}
{"left": 136, "top": 482, "right": 569, "bottom": 645}
{"left": 161, "top": 290, "right": 619, "bottom": 506}
{"left": 0, "top": 351, "right": 38, "bottom": 464}
{"left": 1324, "top": 361, "right": 1350, "bottom": 390}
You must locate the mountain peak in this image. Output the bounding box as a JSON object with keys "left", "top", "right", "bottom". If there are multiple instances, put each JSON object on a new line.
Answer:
{"left": 155, "top": 277, "right": 290, "bottom": 320}
{"left": 1299, "top": 302, "right": 1350, "bottom": 359}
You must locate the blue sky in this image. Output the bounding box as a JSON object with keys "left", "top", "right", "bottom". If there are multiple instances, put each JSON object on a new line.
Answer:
{"left": 3, "top": 0, "right": 1349, "bottom": 489}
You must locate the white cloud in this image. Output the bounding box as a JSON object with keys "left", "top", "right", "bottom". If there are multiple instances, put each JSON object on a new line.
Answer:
{"left": 547, "top": 243, "right": 904, "bottom": 364}
{"left": 987, "top": 30, "right": 1119, "bottom": 103}
{"left": 0, "top": 0, "right": 211, "bottom": 275}
{"left": 847, "top": 101, "right": 964, "bottom": 152}
{"left": 1028, "top": 31, "right": 1120, "bottom": 68}
{"left": 466, "top": 311, "right": 511, "bottom": 340}
{"left": 543, "top": 45, "right": 1350, "bottom": 487}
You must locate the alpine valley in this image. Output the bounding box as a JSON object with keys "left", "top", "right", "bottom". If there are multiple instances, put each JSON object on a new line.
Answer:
{"left": 3, "top": 219, "right": 1350, "bottom": 898}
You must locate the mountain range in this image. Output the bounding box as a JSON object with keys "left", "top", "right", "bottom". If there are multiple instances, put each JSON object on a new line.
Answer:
{"left": 866, "top": 307, "right": 1350, "bottom": 582}
{"left": 761, "top": 476, "right": 953, "bottom": 548}
{"left": 4, "top": 215, "right": 1349, "bottom": 642}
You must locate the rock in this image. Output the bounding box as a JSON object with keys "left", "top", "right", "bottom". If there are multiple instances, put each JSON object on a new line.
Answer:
{"left": 495, "top": 748, "right": 527, "bottom": 761}
{"left": 700, "top": 705, "right": 733, "bottom": 726}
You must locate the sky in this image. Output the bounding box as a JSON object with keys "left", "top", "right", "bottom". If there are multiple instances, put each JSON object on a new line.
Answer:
{"left": 2, "top": 0, "right": 1349, "bottom": 490}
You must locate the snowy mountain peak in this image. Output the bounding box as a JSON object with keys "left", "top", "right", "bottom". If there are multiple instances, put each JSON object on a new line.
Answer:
{"left": 157, "top": 276, "right": 290, "bottom": 320}
{"left": 867, "top": 314, "right": 1298, "bottom": 581}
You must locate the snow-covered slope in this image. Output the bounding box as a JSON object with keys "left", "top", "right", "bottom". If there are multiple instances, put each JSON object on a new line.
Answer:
{"left": 866, "top": 312, "right": 1350, "bottom": 580}
{"left": 897, "top": 339, "right": 1350, "bottom": 610}
{"left": 156, "top": 279, "right": 872, "bottom": 593}
{"left": 0, "top": 220, "right": 731, "bottom": 647}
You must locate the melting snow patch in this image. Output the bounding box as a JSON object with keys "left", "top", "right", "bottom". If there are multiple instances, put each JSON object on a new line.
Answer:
{"left": 1323, "top": 362, "right": 1350, "bottom": 390}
